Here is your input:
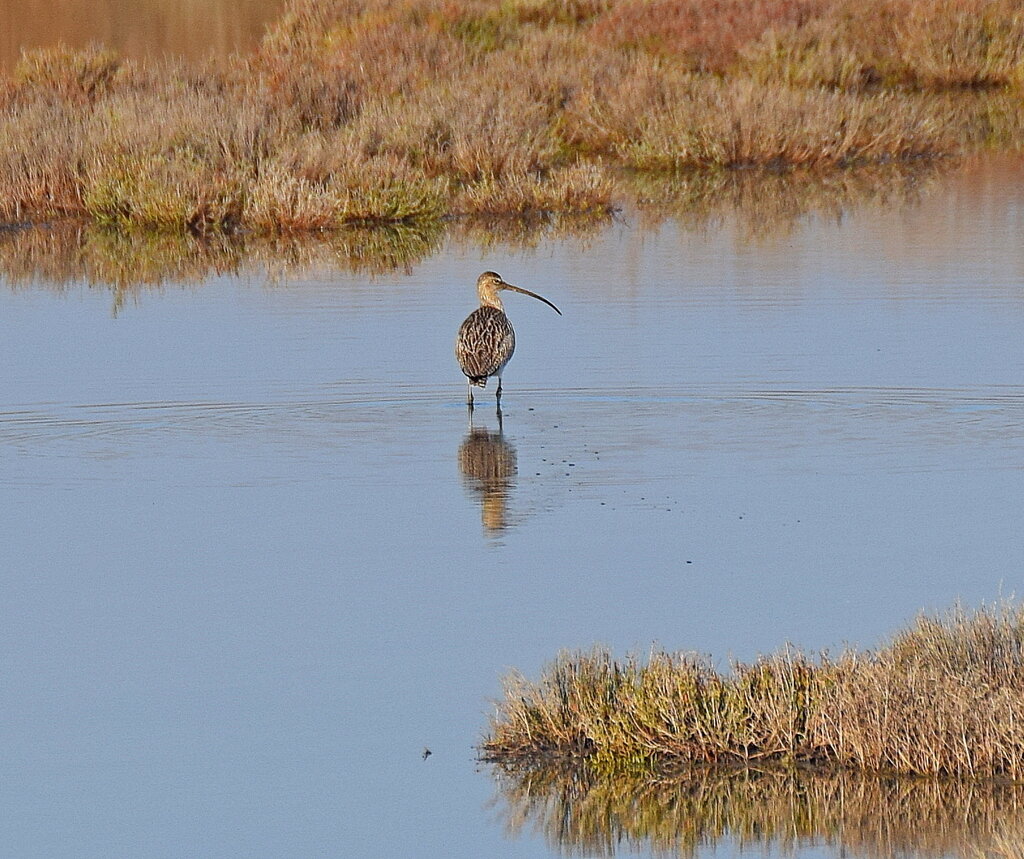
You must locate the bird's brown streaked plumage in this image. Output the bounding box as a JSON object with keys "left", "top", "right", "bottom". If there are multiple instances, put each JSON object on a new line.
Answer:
{"left": 455, "top": 271, "right": 561, "bottom": 408}
{"left": 457, "top": 306, "right": 515, "bottom": 385}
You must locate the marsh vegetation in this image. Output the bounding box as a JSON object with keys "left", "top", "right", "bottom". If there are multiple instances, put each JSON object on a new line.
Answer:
{"left": 482, "top": 602, "right": 1024, "bottom": 779}
{"left": 2, "top": 0, "right": 1024, "bottom": 232}
{"left": 0, "top": 160, "right": 941, "bottom": 298}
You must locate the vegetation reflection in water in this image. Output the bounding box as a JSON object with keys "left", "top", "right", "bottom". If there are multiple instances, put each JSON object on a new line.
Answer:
{"left": 0, "top": 163, "right": 943, "bottom": 299}
{"left": 625, "top": 160, "right": 946, "bottom": 237}
{"left": 0, "top": 220, "right": 443, "bottom": 287}
{"left": 488, "top": 761, "right": 1024, "bottom": 859}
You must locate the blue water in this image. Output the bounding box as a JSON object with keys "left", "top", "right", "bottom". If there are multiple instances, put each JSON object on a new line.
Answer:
{"left": 1, "top": 160, "right": 1023, "bottom": 857}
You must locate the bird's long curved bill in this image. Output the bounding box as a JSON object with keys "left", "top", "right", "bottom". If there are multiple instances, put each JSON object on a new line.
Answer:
{"left": 502, "top": 283, "right": 562, "bottom": 315}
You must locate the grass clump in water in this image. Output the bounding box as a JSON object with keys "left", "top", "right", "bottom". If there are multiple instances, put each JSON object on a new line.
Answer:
{"left": 482, "top": 602, "right": 1024, "bottom": 779}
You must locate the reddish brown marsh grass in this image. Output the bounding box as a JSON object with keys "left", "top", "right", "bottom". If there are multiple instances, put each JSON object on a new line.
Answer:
{"left": 590, "top": 0, "right": 828, "bottom": 70}
{"left": 1, "top": 0, "right": 1024, "bottom": 231}
{"left": 613, "top": 78, "right": 950, "bottom": 169}
{"left": 744, "top": 0, "right": 1024, "bottom": 90}
{"left": 482, "top": 602, "right": 1024, "bottom": 779}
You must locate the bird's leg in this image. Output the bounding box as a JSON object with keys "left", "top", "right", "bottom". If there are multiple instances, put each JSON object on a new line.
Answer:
{"left": 496, "top": 375, "right": 503, "bottom": 407}
{"left": 467, "top": 382, "right": 475, "bottom": 409}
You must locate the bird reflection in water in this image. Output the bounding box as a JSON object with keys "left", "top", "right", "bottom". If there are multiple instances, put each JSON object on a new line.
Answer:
{"left": 458, "top": 408, "right": 517, "bottom": 534}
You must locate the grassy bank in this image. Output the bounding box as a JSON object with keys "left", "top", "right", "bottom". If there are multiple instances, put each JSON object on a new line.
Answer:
{"left": 482, "top": 602, "right": 1024, "bottom": 778}
{"left": 0, "top": 163, "right": 934, "bottom": 295}
{"left": 2, "top": 0, "right": 1024, "bottom": 232}
{"left": 491, "top": 763, "right": 1024, "bottom": 858}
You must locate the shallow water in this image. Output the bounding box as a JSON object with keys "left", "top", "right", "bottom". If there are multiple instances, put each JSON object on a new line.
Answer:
{"left": 2, "top": 159, "right": 1023, "bottom": 857}
{"left": 0, "top": 0, "right": 282, "bottom": 70}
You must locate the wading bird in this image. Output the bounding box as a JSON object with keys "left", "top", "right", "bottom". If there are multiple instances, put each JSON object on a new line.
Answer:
{"left": 455, "top": 271, "right": 561, "bottom": 409}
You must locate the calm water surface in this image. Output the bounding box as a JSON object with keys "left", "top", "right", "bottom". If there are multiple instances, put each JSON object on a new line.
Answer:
{"left": 2, "top": 160, "right": 1024, "bottom": 857}
{"left": 0, "top": 0, "right": 282, "bottom": 69}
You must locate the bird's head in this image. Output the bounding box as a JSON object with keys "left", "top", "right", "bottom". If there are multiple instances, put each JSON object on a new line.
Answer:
{"left": 476, "top": 271, "right": 561, "bottom": 315}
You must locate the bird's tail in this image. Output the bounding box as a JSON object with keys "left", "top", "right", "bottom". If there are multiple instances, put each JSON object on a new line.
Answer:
{"left": 468, "top": 376, "right": 488, "bottom": 388}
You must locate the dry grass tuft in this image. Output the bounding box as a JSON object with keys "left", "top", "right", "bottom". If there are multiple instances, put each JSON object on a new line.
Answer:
{"left": 482, "top": 601, "right": 1024, "bottom": 779}
{"left": 453, "top": 163, "right": 613, "bottom": 215}
{"left": 12, "top": 43, "right": 122, "bottom": 102}
{"left": 977, "top": 831, "right": 1024, "bottom": 859}
{"left": 891, "top": 0, "right": 1024, "bottom": 89}
{"left": 246, "top": 155, "right": 448, "bottom": 230}
{"left": 743, "top": 0, "right": 1024, "bottom": 90}
{"left": 617, "top": 78, "right": 949, "bottom": 169}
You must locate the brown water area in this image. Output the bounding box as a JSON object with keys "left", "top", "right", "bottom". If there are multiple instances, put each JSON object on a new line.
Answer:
{"left": 0, "top": 0, "right": 283, "bottom": 69}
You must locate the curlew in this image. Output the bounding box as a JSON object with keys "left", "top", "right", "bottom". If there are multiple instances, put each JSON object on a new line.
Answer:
{"left": 455, "top": 271, "right": 561, "bottom": 408}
